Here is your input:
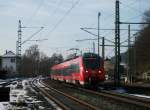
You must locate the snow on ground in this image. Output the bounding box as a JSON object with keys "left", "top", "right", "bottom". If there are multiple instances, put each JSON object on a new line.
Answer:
{"left": 0, "top": 78, "right": 46, "bottom": 110}
{"left": 0, "top": 77, "right": 63, "bottom": 110}
{"left": 131, "top": 94, "right": 150, "bottom": 99}
{"left": 0, "top": 102, "right": 8, "bottom": 110}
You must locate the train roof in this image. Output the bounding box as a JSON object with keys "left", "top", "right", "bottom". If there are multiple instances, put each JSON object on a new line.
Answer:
{"left": 82, "top": 52, "right": 100, "bottom": 58}
{"left": 64, "top": 52, "right": 100, "bottom": 61}
{"left": 51, "top": 53, "right": 101, "bottom": 69}
{"left": 51, "top": 56, "right": 81, "bottom": 69}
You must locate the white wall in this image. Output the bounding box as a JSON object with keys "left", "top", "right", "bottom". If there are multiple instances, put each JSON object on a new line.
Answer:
{"left": 2, "top": 57, "right": 16, "bottom": 73}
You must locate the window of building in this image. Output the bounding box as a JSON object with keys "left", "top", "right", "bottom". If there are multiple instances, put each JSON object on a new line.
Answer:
{"left": 11, "top": 58, "right": 15, "bottom": 63}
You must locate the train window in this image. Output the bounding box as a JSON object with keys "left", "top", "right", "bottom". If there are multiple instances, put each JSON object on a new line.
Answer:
{"left": 83, "top": 57, "right": 100, "bottom": 69}
{"left": 70, "top": 64, "right": 80, "bottom": 73}
{"left": 75, "top": 64, "right": 80, "bottom": 72}
{"left": 63, "top": 68, "right": 66, "bottom": 76}
{"left": 63, "top": 68, "right": 70, "bottom": 76}
{"left": 54, "top": 69, "right": 60, "bottom": 75}
{"left": 52, "top": 64, "right": 80, "bottom": 76}
{"left": 51, "top": 70, "right": 54, "bottom": 74}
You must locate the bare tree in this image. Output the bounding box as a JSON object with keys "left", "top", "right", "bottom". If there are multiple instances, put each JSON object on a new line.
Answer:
{"left": 20, "top": 45, "right": 63, "bottom": 77}
{"left": 128, "top": 9, "right": 150, "bottom": 80}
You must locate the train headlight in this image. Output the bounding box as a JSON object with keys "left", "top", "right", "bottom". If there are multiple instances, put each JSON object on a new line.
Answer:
{"left": 80, "top": 67, "right": 83, "bottom": 70}
{"left": 86, "top": 70, "right": 88, "bottom": 73}
{"left": 99, "top": 70, "right": 102, "bottom": 74}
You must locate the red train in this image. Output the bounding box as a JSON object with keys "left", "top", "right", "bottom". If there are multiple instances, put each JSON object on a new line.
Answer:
{"left": 50, "top": 53, "right": 105, "bottom": 86}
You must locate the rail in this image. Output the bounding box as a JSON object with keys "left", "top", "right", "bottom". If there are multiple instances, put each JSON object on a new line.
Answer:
{"left": 43, "top": 79, "right": 150, "bottom": 110}
{"left": 31, "top": 78, "right": 101, "bottom": 110}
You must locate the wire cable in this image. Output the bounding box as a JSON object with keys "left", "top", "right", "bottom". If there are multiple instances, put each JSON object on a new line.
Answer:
{"left": 44, "top": 0, "right": 81, "bottom": 37}
{"left": 42, "top": 0, "right": 63, "bottom": 26}
{"left": 120, "top": 1, "right": 148, "bottom": 18}
{"left": 26, "top": 0, "right": 45, "bottom": 25}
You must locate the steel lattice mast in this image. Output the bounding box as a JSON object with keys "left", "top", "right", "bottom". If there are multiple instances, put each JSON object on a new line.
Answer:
{"left": 115, "top": 0, "right": 121, "bottom": 86}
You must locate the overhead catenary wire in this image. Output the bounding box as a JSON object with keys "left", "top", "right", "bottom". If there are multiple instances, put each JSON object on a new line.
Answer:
{"left": 120, "top": 1, "right": 149, "bottom": 18}
{"left": 26, "top": 0, "right": 45, "bottom": 25}
{"left": 121, "top": 0, "right": 139, "bottom": 7}
{"left": 42, "top": 0, "right": 63, "bottom": 26}
{"left": 119, "top": 0, "right": 150, "bottom": 28}
{"left": 22, "top": 27, "right": 44, "bottom": 45}
{"left": 44, "top": 0, "right": 81, "bottom": 38}
{"left": 27, "top": 39, "right": 48, "bottom": 42}
{"left": 80, "top": 27, "right": 140, "bottom": 31}
{"left": 20, "top": 0, "right": 149, "bottom": 57}
{"left": 80, "top": 28, "right": 115, "bottom": 44}
{"left": 106, "top": 48, "right": 115, "bottom": 58}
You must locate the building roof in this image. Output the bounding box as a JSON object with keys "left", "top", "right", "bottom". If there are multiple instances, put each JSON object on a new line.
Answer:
{"left": 2, "top": 51, "right": 16, "bottom": 58}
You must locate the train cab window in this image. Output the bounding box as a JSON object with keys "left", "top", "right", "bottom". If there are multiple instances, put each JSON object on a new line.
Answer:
{"left": 83, "top": 57, "right": 100, "bottom": 69}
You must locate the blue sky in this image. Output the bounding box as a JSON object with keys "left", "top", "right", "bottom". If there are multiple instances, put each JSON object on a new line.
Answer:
{"left": 0, "top": 0, "right": 150, "bottom": 58}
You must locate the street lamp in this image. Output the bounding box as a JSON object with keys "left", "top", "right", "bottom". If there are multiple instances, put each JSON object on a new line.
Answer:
{"left": 98, "top": 12, "right": 101, "bottom": 56}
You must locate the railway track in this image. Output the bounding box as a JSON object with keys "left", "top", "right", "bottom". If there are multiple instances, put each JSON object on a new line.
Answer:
{"left": 31, "top": 78, "right": 101, "bottom": 110}
{"left": 99, "top": 90, "right": 150, "bottom": 107}
{"left": 43, "top": 79, "right": 150, "bottom": 110}
{"left": 79, "top": 87, "right": 150, "bottom": 109}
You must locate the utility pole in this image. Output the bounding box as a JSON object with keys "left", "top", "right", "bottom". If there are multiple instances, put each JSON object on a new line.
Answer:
{"left": 119, "top": 22, "right": 150, "bottom": 84}
{"left": 93, "top": 42, "right": 95, "bottom": 53}
{"left": 134, "top": 36, "right": 137, "bottom": 84}
{"left": 17, "top": 20, "right": 44, "bottom": 57}
{"left": 98, "top": 12, "right": 101, "bottom": 56}
{"left": 115, "top": 0, "right": 120, "bottom": 86}
{"left": 102, "top": 37, "right": 105, "bottom": 59}
{"left": 16, "top": 20, "right": 44, "bottom": 73}
{"left": 17, "top": 20, "right": 22, "bottom": 57}
{"left": 16, "top": 41, "right": 18, "bottom": 56}
{"left": 16, "top": 20, "right": 22, "bottom": 73}
{"left": 127, "top": 24, "right": 131, "bottom": 83}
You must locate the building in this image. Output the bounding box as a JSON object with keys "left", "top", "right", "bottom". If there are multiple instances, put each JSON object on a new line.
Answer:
{"left": 104, "top": 60, "right": 114, "bottom": 80}
{"left": 1, "top": 51, "right": 17, "bottom": 73}
{"left": 0, "top": 56, "right": 2, "bottom": 69}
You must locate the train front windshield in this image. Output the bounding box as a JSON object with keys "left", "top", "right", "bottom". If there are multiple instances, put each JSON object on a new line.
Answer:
{"left": 83, "top": 57, "right": 100, "bottom": 69}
